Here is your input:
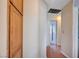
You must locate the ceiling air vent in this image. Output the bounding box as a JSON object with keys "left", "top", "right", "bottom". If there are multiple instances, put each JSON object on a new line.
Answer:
{"left": 48, "top": 8, "right": 61, "bottom": 14}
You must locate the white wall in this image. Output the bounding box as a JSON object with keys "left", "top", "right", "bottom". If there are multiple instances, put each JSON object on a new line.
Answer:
{"left": 0, "top": 0, "right": 8, "bottom": 57}
{"left": 23, "top": 0, "right": 40, "bottom": 58}
{"left": 39, "top": 0, "right": 48, "bottom": 57}
{"left": 57, "top": 16, "right": 62, "bottom": 46}
{"left": 61, "top": 1, "right": 73, "bottom": 57}
{"left": 23, "top": 0, "right": 49, "bottom": 57}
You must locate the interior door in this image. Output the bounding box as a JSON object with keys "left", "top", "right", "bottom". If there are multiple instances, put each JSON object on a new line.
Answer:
{"left": 10, "top": 0, "right": 23, "bottom": 14}
{"left": 9, "top": 4, "right": 23, "bottom": 58}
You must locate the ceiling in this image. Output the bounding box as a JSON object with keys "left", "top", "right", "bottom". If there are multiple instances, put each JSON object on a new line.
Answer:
{"left": 44, "top": 0, "right": 71, "bottom": 10}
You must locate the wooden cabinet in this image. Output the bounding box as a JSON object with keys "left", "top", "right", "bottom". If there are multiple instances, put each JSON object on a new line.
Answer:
{"left": 10, "top": 0, "right": 23, "bottom": 14}
{"left": 9, "top": 4, "right": 23, "bottom": 58}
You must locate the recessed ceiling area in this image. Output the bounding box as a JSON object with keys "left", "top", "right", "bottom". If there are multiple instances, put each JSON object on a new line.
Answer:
{"left": 44, "top": 0, "right": 71, "bottom": 10}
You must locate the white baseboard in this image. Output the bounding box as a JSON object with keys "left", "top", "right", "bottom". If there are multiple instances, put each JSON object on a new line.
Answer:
{"left": 61, "top": 50, "right": 70, "bottom": 58}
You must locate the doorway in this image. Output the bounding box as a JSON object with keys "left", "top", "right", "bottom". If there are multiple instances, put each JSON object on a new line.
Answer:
{"left": 50, "top": 20, "right": 57, "bottom": 45}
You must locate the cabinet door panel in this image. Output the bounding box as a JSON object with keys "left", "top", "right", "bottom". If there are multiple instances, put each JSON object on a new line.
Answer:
{"left": 13, "top": 49, "right": 22, "bottom": 58}
{"left": 10, "top": 0, "right": 23, "bottom": 14}
{"left": 9, "top": 4, "right": 22, "bottom": 58}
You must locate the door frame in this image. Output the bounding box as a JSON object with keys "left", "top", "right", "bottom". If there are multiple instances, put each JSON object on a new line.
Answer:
{"left": 72, "top": 5, "right": 78, "bottom": 57}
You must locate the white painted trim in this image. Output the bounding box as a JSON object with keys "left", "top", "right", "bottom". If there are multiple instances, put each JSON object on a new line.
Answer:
{"left": 72, "top": 6, "right": 78, "bottom": 58}
{"left": 61, "top": 50, "right": 70, "bottom": 58}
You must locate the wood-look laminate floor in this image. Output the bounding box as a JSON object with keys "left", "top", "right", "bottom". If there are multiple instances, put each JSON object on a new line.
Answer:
{"left": 47, "top": 44, "right": 66, "bottom": 58}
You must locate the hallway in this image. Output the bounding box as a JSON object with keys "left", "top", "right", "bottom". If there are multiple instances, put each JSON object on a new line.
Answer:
{"left": 0, "top": 0, "right": 78, "bottom": 58}
{"left": 47, "top": 45, "right": 66, "bottom": 58}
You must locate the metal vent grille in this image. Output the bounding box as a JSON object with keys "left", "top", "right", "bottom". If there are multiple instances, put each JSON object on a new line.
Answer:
{"left": 48, "top": 8, "right": 61, "bottom": 14}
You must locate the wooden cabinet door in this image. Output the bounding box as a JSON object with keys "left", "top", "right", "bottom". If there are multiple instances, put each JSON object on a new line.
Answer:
{"left": 9, "top": 4, "right": 23, "bottom": 58}
{"left": 10, "top": 0, "right": 23, "bottom": 14}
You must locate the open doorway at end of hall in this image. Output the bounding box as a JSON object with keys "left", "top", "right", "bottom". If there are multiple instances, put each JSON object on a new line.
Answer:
{"left": 50, "top": 20, "right": 57, "bottom": 46}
